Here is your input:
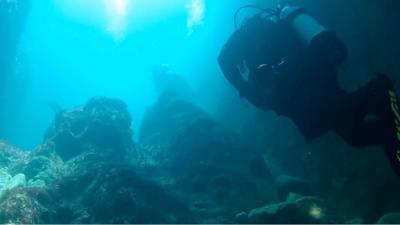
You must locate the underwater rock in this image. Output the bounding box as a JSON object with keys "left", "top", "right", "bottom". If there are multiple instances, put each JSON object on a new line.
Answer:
{"left": 286, "top": 192, "right": 304, "bottom": 202}
{"left": 23, "top": 156, "right": 53, "bottom": 178}
{"left": 376, "top": 213, "right": 400, "bottom": 224}
{"left": 275, "top": 175, "right": 313, "bottom": 200}
{"left": 243, "top": 196, "right": 337, "bottom": 224}
{"left": 152, "top": 64, "right": 191, "bottom": 100}
{"left": 3, "top": 98, "right": 193, "bottom": 223}
{"left": 0, "top": 141, "right": 29, "bottom": 172}
{"left": 27, "top": 179, "right": 46, "bottom": 189}
{"left": 43, "top": 164, "right": 192, "bottom": 224}
{"left": 138, "top": 95, "right": 214, "bottom": 166}
{"left": 17, "top": 143, "right": 64, "bottom": 186}
{"left": 0, "top": 188, "right": 42, "bottom": 224}
{"left": 0, "top": 142, "right": 59, "bottom": 189}
{"left": 0, "top": 172, "right": 26, "bottom": 199}
{"left": 345, "top": 217, "right": 365, "bottom": 224}
{"left": 59, "top": 147, "right": 127, "bottom": 178}
{"left": 308, "top": 138, "right": 400, "bottom": 222}
{"left": 235, "top": 211, "right": 249, "bottom": 223}
{"left": 83, "top": 165, "right": 190, "bottom": 223}
{"left": 45, "top": 97, "right": 135, "bottom": 161}
{"left": 23, "top": 155, "right": 60, "bottom": 185}
{"left": 6, "top": 173, "right": 26, "bottom": 190}
{"left": 138, "top": 96, "right": 278, "bottom": 221}
{"left": 0, "top": 169, "right": 11, "bottom": 189}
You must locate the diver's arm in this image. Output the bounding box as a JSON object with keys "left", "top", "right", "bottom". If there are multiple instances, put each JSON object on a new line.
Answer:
{"left": 218, "top": 30, "right": 250, "bottom": 97}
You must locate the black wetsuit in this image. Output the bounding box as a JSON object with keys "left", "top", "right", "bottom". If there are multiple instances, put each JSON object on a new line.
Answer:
{"left": 218, "top": 19, "right": 348, "bottom": 143}
{"left": 219, "top": 16, "right": 400, "bottom": 175}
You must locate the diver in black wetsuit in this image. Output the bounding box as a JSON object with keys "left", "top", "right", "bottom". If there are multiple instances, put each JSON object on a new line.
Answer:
{"left": 218, "top": 2, "right": 400, "bottom": 176}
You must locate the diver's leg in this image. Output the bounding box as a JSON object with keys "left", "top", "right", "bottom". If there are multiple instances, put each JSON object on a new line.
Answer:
{"left": 334, "top": 83, "right": 383, "bottom": 148}
{"left": 337, "top": 74, "right": 400, "bottom": 176}
{"left": 337, "top": 119, "right": 382, "bottom": 148}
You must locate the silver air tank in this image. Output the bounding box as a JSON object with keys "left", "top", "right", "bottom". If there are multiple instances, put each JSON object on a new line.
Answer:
{"left": 279, "top": 4, "right": 347, "bottom": 67}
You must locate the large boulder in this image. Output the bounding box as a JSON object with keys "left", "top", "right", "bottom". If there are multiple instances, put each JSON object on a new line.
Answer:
{"left": 0, "top": 188, "right": 44, "bottom": 224}
{"left": 21, "top": 143, "right": 63, "bottom": 187}
{"left": 0, "top": 97, "right": 197, "bottom": 224}
{"left": 138, "top": 95, "right": 279, "bottom": 222}
{"left": 39, "top": 163, "right": 192, "bottom": 224}
{"left": 45, "top": 97, "right": 135, "bottom": 161}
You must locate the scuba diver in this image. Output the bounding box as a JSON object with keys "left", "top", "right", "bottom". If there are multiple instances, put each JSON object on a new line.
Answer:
{"left": 218, "top": 1, "right": 400, "bottom": 176}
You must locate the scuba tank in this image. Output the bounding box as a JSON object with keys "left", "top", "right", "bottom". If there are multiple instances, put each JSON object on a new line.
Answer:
{"left": 234, "top": 1, "right": 347, "bottom": 67}
{"left": 278, "top": 2, "right": 347, "bottom": 66}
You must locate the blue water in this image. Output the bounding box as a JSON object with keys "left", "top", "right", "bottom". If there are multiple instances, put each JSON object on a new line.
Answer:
{"left": 3, "top": 1, "right": 400, "bottom": 224}
{"left": 6, "top": 0, "right": 274, "bottom": 149}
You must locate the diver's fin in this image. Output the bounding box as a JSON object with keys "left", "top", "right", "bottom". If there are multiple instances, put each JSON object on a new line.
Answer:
{"left": 381, "top": 78, "right": 400, "bottom": 177}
